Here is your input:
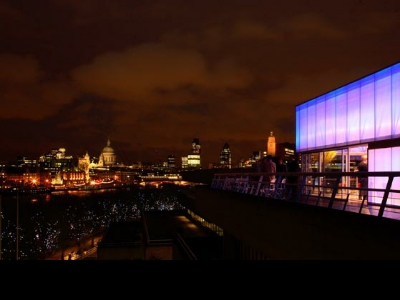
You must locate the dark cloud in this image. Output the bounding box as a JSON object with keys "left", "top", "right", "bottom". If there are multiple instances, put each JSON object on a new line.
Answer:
{"left": 1, "top": 0, "right": 400, "bottom": 166}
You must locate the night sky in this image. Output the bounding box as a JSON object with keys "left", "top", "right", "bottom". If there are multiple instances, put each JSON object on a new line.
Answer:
{"left": 1, "top": 0, "right": 399, "bottom": 167}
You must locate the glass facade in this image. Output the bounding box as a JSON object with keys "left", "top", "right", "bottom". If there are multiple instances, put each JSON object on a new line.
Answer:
{"left": 296, "top": 62, "right": 400, "bottom": 206}
{"left": 219, "top": 143, "right": 232, "bottom": 169}
{"left": 296, "top": 62, "right": 400, "bottom": 152}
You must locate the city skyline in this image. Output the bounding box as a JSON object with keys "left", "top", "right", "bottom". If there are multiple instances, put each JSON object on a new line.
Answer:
{"left": 1, "top": 1, "right": 400, "bottom": 166}
{"left": 1, "top": 136, "right": 288, "bottom": 169}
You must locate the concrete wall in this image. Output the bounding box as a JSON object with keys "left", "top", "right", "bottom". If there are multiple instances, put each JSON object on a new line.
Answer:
{"left": 177, "top": 186, "right": 400, "bottom": 260}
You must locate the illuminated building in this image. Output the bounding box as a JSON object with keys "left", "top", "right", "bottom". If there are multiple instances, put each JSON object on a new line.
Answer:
{"left": 187, "top": 138, "right": 201, "bottom": 169}
{"left": 219, "top": 143, "right": 232, "bottom": 169}
{"left": 167, "top": 155, "right": 175, "bottom": 169}
{"left": 187, "top": 154, "right": 201, "bottom": 168}
{"left": 296, "top": 61, "right": 400, "bottom": 207}
{"left": 39, "top": 147, "right": 83, "bottom": 185}
{"left": 181, "top": 156, "right": 188, "bottom": 169}
{"left": 191, "top": 138, "right": 201, "bottom": 154}
{"left": 78, "top": 138, "right": 118, "bottom": 183}
{"left": 78, "top": 152, "right": 91, "bottom": 182}
{"left": 276, "top": 142, "right": 296, "bottom": 162}
{"left": 39, "top": 148, "right": 74, "bottom": 170}
{"left": 98, "top": 138, "right": 117, "bottom": 167}
{"left": 267, "top": 131, "right": 276, "bottom": 156}
{"left": 78, "top": 139, "right": 117, "bottom": 171}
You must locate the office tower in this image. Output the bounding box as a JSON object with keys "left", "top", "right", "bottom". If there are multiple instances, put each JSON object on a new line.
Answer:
{"left": 188, "top": 138, "right": 201, "bottom": 168}
{"left": 267, "top": 131, "right": 276, "bottom": 156}
{"left": 181, "top": 156, "right": 188, "bottom": 169}
{"left": 219, "top": 143, "right": 232, "bottom": 169}
{"left": 167, "top": 155, "right": 176, "bottom": 169}
{"left": 191, "top": 138, "right": 201, "bottom": 154}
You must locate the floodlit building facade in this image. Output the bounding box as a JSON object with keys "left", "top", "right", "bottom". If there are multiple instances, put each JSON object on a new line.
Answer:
{"left": 267, "top": 131, "right": 276, "bottom": 157}
{"left": 296, "top": 61, "right": 400, "bottom": 207}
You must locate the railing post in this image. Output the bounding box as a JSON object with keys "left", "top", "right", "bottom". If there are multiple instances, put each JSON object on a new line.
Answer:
{"left": 222, "top": 176, "right": 230, "bottom": 190}
{"left": 271, "top": 175, "right": 282, "bottom": 198}
{"left": 343, "top": 193, "right": 350, "bottom": 211}
{"left": 378, "top": 175, "right": 394, "bottom": 218}
{"left": 255, "top": 176, "right": 264, "bottom": 196}
{"left": 296, "top": 175, "right": 307, "bottom": 203}
{"left": 328, "top": 176, "right": 341, "bottom": 209}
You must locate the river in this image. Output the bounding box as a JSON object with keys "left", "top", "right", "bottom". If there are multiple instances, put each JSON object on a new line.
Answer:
{"left": 0, "top": 185, "right": 184, "bottom": 260}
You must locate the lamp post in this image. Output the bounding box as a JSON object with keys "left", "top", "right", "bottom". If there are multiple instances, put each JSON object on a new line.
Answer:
{"left": 16, "top": 191, "right": 19, "bottom": 260}
{"left": 0, "top": 194, "right": 2, "bottom": 261}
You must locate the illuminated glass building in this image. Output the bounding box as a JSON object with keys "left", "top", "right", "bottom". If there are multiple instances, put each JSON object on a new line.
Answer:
{"left": 187, "top": 138, "right": 201, "bottom": 169}
{"left": 296, "top": 61, "right": 400, "bottom": 207}
{"left": 219, "top": 143, "right": 232, "bottom": 169}
{"left": 181, "top": 156, "right": 188, "bottom": 169}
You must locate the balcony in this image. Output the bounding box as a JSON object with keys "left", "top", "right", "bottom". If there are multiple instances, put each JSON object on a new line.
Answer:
{"left": 210, "top": 171, "right": 400, "bottom": 220}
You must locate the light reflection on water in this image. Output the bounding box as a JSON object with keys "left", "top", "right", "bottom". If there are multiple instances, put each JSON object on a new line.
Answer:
{"left": 0, "top": 186, "right": 183, "bottom": 260}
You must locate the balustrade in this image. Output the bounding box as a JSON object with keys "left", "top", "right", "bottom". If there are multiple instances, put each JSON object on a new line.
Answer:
{"left": 210, "top": 171, "right": 400, "bottom": 219}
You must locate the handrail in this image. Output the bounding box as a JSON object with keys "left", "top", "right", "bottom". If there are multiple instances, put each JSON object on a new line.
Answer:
{"left": 74, "top": 247, "right": 97, "bottom": 260}
{"left": 210, "top": 171, "right": 400, "bottom": 220}
{"left": 175, "top": 233, "right": 198, "bottom": 260}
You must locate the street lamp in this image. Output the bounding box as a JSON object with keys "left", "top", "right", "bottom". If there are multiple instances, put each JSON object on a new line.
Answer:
{"left": 0, "top": 195, "right": 2, "bottom": 260}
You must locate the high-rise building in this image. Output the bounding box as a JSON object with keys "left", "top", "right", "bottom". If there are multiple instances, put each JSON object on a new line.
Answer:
{"left": 267, "top": 131, "right": 276, "bottom": 156}
{"left": 187, "top": 138, "right": 201, "bottom": 169}
{"left": 276, "top": 142, "right": 295, "bottom": 162}
{"left": 219, "top": 143, "right": 232, "bottom": 169}
{"left": 167, "top": 155, "right": 175, "bottom": 169}
{"left": 191, "top": 138, "right": 201, "bottom": 154}
{"left": 181, "top": 156, "right": 188, "bottom": 169}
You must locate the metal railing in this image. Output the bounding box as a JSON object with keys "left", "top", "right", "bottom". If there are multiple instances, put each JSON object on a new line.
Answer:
{"left": 175, "top": 233, "right": 198, "bottom": 260}
{"left": 210, "top": 171, "right": 400, "bottom": 220}
{"left": 73, "top": 247, "right": 97, "bottom": 260}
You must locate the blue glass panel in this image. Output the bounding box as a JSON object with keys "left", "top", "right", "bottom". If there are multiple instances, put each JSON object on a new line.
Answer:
{"left": 296, "top": 107, "right": 300, "bottom": 151}
{"left": 391, "top": 147, "right": 400, "bottom": 204}
{"left": 335, "top": 88, "right": 347, "bottom": 144}
{"left": 347, "top": 81, "right": 360, "bottom": 143}
{"left": 370, "top": 148, "right": 391, "bottom": 205}
{"left": 307, "top": 99, "right": 316, "bottom": 149}
{"left": 359, "top": 75, "right": 375, "bottom": 140}
{"left": 325, "top": 91, "right": 336, "bottom": 146}
{"left": 375, "top": 68, "right": 392, "bottom": 138}
{"left": 299, "top": 105, "right": 308, "bottom": 151}
{"left": 296, "top": 62, "right": 400, "bottom": 152}
{"left": 392, "top": 64, "right": 400, "bottom": 137}
{"left": 315, "top": 95, "right": 326, "bottom": 147}
{"left": 296, "top": 104, "right": 308, "bottom": 151}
